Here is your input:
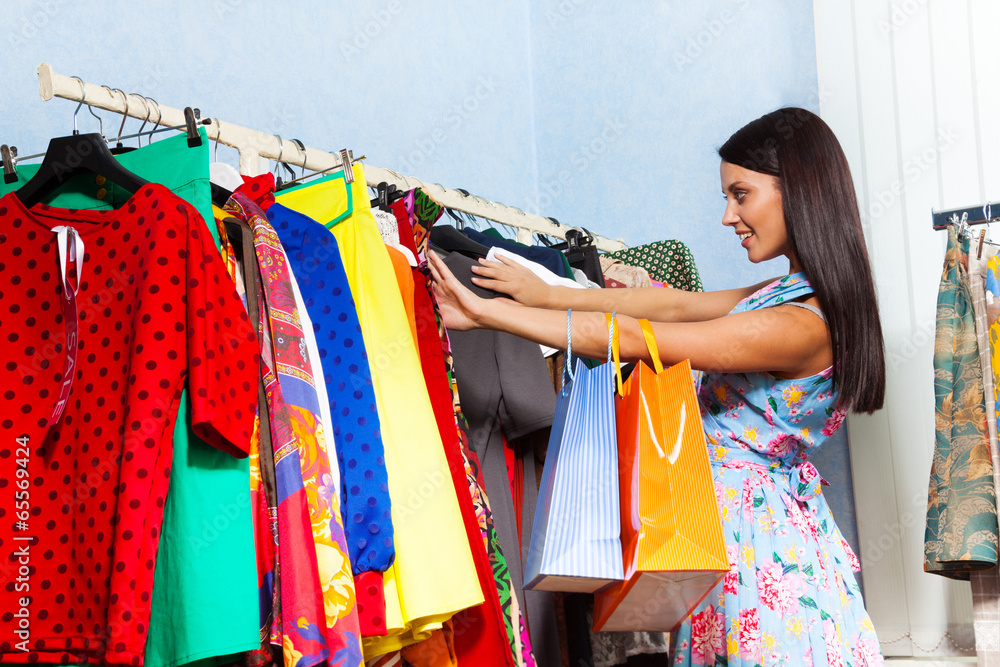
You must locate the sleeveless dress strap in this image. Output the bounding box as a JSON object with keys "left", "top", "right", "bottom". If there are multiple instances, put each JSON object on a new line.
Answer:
{"left": 733, "top": 272, "right": 814, "bottom": 314}
{"left": 784, "top": 301, "right": 827, "bottom": 323}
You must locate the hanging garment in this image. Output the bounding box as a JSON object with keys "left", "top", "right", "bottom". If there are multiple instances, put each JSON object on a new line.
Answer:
{"left": 987, "top": 255, "right": 1000, "bottom": 458}
{"left": 966, "top": 235, "right": 1000, "bottom": 662}
{"left": 399, "top": 621, "right": 457, "bottom": 667}
{"left": 571, "top": 267, "right": 602, "bottom": 288}
{"left": 462, "top": 226, "right": 570, "bottom": 279}
{"left": 599, "top": 256, "right": 654, "bottom": 289}
{"left": 428, "top": 225, "right": 489, "bottom": 258}
{"left": 602, "top": 239, "right": 704, "bottom": 291}
{"left": 231, "top": 220, "right": 285, "bottom": 667}
{"left": 926, "top": 226, "right": 999, "bottom": 578}
{"left": 969, "top": 237, "right": 1000, "bottom": 482}
{"left": 219, "top": 194, "right": 343, "bottom": 666}
{"left": 0, "top": 184, "right": 258, "bottom": 666}
{"left": 386, "top": 245, "right": 419, "bottom": 343}
{"left": 483, "top": 246, "right": 585, "bottom": 358}
{"left": 397, "top": 189, "right": 522, "bottom": 667}
{"left": 274, "top": 167, "right": 482, "bottom": 657}
{"left": 212, "top": 193, "right": 292, "bottom": 667}
{"left": 216, "top": 201, "right": 285, "bottom": 662}
{"left": 486, "top": 246, "right": 585, "bottom": 291}
{"left": 397, "top": 200, "right": 536, "bottom": 667}
{"left": 373, "top": 207, "right": 401, "bottom": 246}
{"left": 670, "top": 274, "right": 883, "bottom": 667}
{"left": 0, "top": 131, "right": 261, "bottom": 667}
{"left": 475, "top": 227, "right": 576, "bottom": 284}
{"left": 574, "top": 244, "right": 605, "bottom": 286}
{"left": 604, "top": 277, "right": 629, "bottom": 289}
{"left": 373, "top": 207, "right": 417, "bottom": 267}
{"left": 267, "top": 201, "right": 396, "bottom": 637}
{"left": 226, "top": 192, "right": 365, "bottom": 664}
{"left": 443, "top": 251, "right": 561, "bottom": 667}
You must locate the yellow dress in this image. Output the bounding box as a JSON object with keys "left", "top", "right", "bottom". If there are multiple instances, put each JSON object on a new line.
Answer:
{"left": 275, "top": 166, "right": 482, "bottom": 658}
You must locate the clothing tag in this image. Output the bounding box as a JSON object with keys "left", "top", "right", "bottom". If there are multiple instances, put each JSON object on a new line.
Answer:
{"left": 47, "top": 225, "right": 84, "bottom": 427}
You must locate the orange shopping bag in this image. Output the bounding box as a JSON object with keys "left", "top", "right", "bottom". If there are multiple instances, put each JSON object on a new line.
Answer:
{"left": 593, "top": 319, "right": 727, "bottom": 632}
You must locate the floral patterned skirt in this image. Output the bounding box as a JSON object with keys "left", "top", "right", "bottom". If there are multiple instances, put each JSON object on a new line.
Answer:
{"left": 670, "top": 456, "right": 884, "bottom": 667}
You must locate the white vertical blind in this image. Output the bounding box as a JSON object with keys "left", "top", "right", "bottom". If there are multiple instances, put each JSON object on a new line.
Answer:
{"left": 813, "top": 0, "right": 1000, "bottom": 657}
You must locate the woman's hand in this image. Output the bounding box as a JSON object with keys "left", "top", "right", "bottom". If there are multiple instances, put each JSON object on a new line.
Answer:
{"left": 428, "top": 251, "right": 490, "bottom": 331}
{"left": 469, "top": 253, "right": 555, "bottom": 307}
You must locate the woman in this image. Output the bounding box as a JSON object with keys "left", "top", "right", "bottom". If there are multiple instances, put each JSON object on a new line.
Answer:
{"left": 428, "top": 107, "right": 886, "bottom": 666}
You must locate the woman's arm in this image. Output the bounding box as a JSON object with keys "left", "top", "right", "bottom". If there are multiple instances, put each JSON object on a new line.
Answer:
{"left": 430, "top": 252, "right": 832, "bottom": 377}
{"left": 467, "top": 253, "right": 776, "bottom": 322}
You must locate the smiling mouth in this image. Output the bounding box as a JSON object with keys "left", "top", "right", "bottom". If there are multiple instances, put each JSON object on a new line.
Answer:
{"left": 738, "top": 232, "right": 753, "bottom": 241}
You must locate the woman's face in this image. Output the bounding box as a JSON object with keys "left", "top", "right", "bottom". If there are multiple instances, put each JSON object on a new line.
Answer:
{"left": 720, "top": 160, "right": 801, "bottom": 273}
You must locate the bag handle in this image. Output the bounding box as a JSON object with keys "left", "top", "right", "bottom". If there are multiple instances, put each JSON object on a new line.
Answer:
{"left": 638, "top": 319, "right": 664, "bottom": 374}
{"left": 564, "top": 309, "right": 576, "bottom": 390}
{"left": 605, "top": 312, "right": 624, "bottom": 395}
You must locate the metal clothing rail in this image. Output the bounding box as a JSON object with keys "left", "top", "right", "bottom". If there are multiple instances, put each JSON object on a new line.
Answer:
{"left": 36, "top": 63, "right": 627, "bottom": 252}
{"left": 931, "top": 200, "right": 1000, "bottom": 230}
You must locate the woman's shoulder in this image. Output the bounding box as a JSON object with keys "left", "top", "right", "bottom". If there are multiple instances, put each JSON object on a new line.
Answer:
{"left": 734, "top": 273, "right": 818, "bottom": 312}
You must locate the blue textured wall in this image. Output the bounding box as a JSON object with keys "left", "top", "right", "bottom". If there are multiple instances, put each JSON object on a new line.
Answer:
{"left": 0, "top": 1, "right": 540, "bottom": 224}
{"left": 528, "top": 0, "right": 822, "bottom": 291}
{"left": 2, "top": 0, "right": 818, "bottom": 292}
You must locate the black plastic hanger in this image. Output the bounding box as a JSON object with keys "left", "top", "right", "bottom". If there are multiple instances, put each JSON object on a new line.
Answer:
{"left": 429, "top": 225, "right": 489, "bottom": 259}
{"left": 15, "top": 78, "right": 151, "bottom": 209}
{"left": 16, "top": 133, "right": 149, "bottom": 209}
{"left": 211, "top": 182, "right": 233, "bottom": 208}
{"left": 369, "top": 181, "right": 405, "bottom": 211}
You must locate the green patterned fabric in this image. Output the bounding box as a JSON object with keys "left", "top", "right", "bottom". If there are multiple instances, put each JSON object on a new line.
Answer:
{"left": 602, "top": 239, "right": 703, "bottom": 291}
{"left": 925, "top": 226, "right": 1000, "bottom": 579}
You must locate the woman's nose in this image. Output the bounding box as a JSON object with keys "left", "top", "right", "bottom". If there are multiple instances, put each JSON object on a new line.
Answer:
{"left": 721, "top": 202, "right": 740, "bottom": 226}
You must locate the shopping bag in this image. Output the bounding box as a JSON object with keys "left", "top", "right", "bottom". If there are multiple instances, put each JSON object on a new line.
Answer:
{"left": 524, "top": 312, "right": 625, "bottom": 593}
{"left": 593, "top": 319, "right": 727, "bottom": 632}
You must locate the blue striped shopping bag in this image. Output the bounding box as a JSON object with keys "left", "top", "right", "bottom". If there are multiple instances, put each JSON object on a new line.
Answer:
{"left": 524, "top": 312, "right": 625, "bottom": 593}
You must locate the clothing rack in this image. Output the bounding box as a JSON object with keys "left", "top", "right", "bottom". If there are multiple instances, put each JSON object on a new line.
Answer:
{"left": 34, "top": 63, "right": 627, "bottom": 252}
{"left": 931, "top": 200, "right": 1000, "bottom": 230}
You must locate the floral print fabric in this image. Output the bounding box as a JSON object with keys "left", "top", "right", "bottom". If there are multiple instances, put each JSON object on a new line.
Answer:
{"left": 671, "top": 274, "right": 884, "bottom": 667}
{"left": 925, "top": 226, "right": 998, "bottom": 578}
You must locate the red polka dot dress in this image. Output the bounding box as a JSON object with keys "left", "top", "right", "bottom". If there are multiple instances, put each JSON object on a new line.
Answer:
{"left": 0, "top": 185, "right": 258, "bottom": 666}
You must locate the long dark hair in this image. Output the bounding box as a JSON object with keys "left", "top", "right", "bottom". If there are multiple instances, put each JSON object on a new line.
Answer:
{"left": 718, "top": 107, "right": 885, "bottom": 413}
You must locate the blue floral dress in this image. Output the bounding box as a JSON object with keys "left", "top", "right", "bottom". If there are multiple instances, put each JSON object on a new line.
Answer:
{"left": 670, "top": 274, "right": 884, "bottom": 667}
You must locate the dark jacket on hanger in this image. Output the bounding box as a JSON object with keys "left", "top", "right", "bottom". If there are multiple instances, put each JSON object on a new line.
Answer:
{"left": 461, "top": 227, "right": 570, "bottom": 278}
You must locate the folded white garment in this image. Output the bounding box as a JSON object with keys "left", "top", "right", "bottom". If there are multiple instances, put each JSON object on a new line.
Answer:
{"left": 485, "top": 247, "right": 587, "bottom": 357}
